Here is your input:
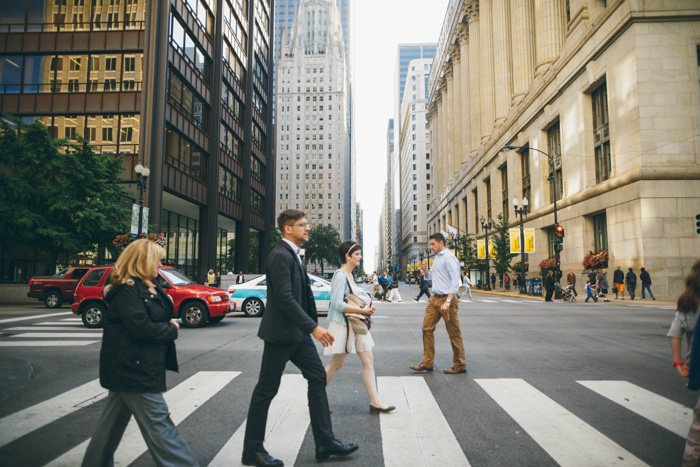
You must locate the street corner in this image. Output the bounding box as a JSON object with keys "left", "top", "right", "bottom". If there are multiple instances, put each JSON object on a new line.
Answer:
{"left": 0, "top": 357, "right": 34, "bottom": 402}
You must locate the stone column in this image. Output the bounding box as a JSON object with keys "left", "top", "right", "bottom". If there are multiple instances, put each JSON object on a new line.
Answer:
{"left": 492, "top": 0, "right": 512, "bottom": 125}
{"left": 436, "top": 92, "right": 445, "bottom": 196}
{"left": 457, "top": 23, "right": 471, "bottom": 165}
{"left": 449, "top": 44, "right": 463, "bottom": 178}
{"left": 510, "top": 0, "right": 536, "bottom": 104}
{"left": 458, "top": 195, "right": 467, "bottom": 235}
{"left": 466, "top": 2, "right": 481, "bottom": 154}
{"left": 534, "top": 0, "right": 565, "bottom": 74}
{"left": 438, "top": 80, "right": 448, "bottom": 194}
{"left": 444, "top": 65, "right": 455, "bottom": 185}
{"left": 479, "top": 0, "right": 495, "bottom": 143}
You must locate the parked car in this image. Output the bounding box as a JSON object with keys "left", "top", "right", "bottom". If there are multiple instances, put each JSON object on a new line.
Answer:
{"left": 28, "top": 266, "right": 92, "bottom": 309}
{"left": 228, "top": 274, "right": 331, "bottom": 317}
{"left": 71, "top": 265, "right": 235, "bottom": 328}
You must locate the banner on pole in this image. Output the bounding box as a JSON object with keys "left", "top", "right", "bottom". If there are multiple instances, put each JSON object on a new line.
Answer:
{"left": 524, "top": 228, "right": 535, "bottom": 253}
{"left": 509, "top": 229, "right": 521, "bottom": 254}
{"left": 477, "top": 240, "right": 486, "bottom": 259}
{"left": 488, "top": 240, "right": 496, "bottom": 258}
{"left": 130, "top": 204, "right": 139, "bottom": 236}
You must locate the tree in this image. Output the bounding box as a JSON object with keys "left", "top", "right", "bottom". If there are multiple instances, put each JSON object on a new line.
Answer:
{"left": 491, "top": 214, "right": 518, "bottom": 275}
{"left": 226, "top": 227, "right": 282, "bottom": 274}
{"left": 0, "top": 117, "right": 129, "bottom": 275}
{"left": 450, "top": 234, "right": 483, "bottom": 271}
{"left": 303, "top": 224, "right": 341, "bottom": 275}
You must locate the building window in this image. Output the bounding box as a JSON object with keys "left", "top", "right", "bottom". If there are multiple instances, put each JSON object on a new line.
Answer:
{"left": 485, "top": 178, "right": 492, "bottom": 220}
{"left": 473, "top": 188, "right": 479, "bottom": 231}
{"left": 500, "top": 164, "right": 508, "bottom": 222}
{"left": 548, "top": 121, "right": 563, "bottom": 202}
{"left": 592, "top": 82, "right": 611, "bottom": 183}
{"left": 521, "top": 145, "right": 531, "bottom": 203}
{"left": 547, "top": 228, "right": 557, "bottom": 259}
{"left": 593, "top": 212, "right": 608, "bottom": 251}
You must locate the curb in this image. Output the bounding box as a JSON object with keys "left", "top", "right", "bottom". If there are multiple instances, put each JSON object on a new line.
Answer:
{"left": 472, "top": 290, "right": 543, "bottom": 300}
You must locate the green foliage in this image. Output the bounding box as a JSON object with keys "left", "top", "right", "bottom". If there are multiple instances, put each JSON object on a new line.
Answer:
{"left": 0, "top": 116, "right": 129, "bottom": 269}
{"left": 303, "top": 224, "right": 341, "bottom": 274}
{"left": 449, "top": 234, "right": 483, "bottom": 270}
{"left": 225, "top": 228, "right": 282, "bottom": 274}
{"left": 491, "top": 214, "right": 518, "bottom": 274}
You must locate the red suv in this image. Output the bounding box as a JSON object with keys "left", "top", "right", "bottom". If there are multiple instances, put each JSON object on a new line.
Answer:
{"left": 71, "top": 266, "right": 235, "bottom": 328}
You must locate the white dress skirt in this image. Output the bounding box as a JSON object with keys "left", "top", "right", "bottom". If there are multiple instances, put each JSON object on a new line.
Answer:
{"left": 324, "top": 319, "right": 375, "bottom": 354}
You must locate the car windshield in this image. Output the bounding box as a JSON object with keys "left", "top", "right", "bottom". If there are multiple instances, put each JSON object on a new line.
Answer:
{"left": 159, "top": 268, "right": 194, "bottom": 286}
{"left": 53, "top": 268, "right": 69, "bottom": 278}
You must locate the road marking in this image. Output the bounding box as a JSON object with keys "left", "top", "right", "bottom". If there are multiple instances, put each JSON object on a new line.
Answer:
{"left": 36, "top": 322, "right": 83, "bottom": 326}
{"left": 578, "top": 380, "right": 692, "bottom": 438}
{"left": 0, "top": 312, "right": 71, "bottom": 324}
{"left": 0, "top": 379, "right": 107, "bottom": 449}
{"left": 0, "top": 341, "right": 99, "bottom": 347}
{"left": 378, "top": 376, "right": 470, "bottom": 466}
{"left": 9, "top": 332, "right": 102, "bottom": 338}
{"left": 209, "top": 374, "right": 310, "bottom": 467}
{"left": 47, "top": 371, "right": 239, "bottom": 467}
{"left": 59, "top": 318, "right": 82, "bottom": 322}
{"left": 502, "top": 299, "right": 524, "bottom": 303}
{"left": 5, "top": 327, "right": 100, "bottom": 332}
{"left": 476, "top": 378, "right": 646, "bottom": 466}
{"left": 479, "top": 299, "right": 497, "bottom": 303}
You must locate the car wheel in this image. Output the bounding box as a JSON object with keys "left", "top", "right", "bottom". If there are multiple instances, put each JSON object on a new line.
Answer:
{"left": 243, "top": 298, "right": 264, "bottom": 317}
{"left": 208, "top": 315, "right": 225, "bottom": 323}
{"left": 181, "top": 301, "right": 209, "bottom": 328}
{"left": 82, "top": 303, "right": 105, "bottom": 328}
{"left": 44, "top": 291, "right": 63, "bottom": 309}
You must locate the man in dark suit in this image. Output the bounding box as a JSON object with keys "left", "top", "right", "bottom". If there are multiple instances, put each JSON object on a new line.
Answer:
{"left": 242, "top": 210, "right": 358, "bottom": 467}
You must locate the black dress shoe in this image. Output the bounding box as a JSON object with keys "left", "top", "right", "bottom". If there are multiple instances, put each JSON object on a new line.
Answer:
{"left": 315, "top": 439, "right": 359, "bottom": 460}
{"left": 370, "top": 404, "right": 396, "bottom": 413}
{"left": 241, "top": 451, "right": 284, "bottom": 466}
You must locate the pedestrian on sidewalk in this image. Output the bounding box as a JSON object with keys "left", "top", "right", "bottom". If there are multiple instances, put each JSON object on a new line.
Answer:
{"left": 415, "top": 268, "right": 431, "bottom": 302}
{"left": 544, "top": 270, "right": 555, "bottom": 302}
{"left": 82, "top": 240, "right": 198, "bottom": 467}
{"left": 236, "top": 271, "right": 245, "bottom": 284}
{"left": 206, "top": 268, "right": 216, "bottom": 286}
{"left": 215, "top": 271, "right": 221, "bottom": 288}
{"left": 499, "top": 273, "right": 504, "bottom": 289}
{"left": 597, "top": 269, "right": 611, "bottom": 302}
{"left": 490, "top": 273, "right": 496, "bottom": 290}
{"left": 387, "top": 273, "right": 403, "bottom": 302}
{"left": 379, "top": 270, "right": 389, "bottom": 301}
{"left": 672, "top": 259, "right": 700, "bottom": 465}
{"left": 584, "top": 280, "right": 598, "bottom": 302}
{"left": 566, "top": 268, "right": 578, "bottom": 297}
{"left": 640, "top": 267, "right": 656, "bottom": 300}
{"left": 463, "top": 272, "right": 474, "bottom": 300}
{"left": 410, "top": 233, "right": 467, "bottom": 375}
{"left": 241, "top": 210, "right": 358, "bottom": 465}
{"left": 626, "top": 268, "right": 637, "bottom": 300}
{"left": 587, "top": 270, "right": 598, "bottom": 295}
{"left": 504, "top": 273, "right": 510, "bottom": 291}
{"left": 324, "top": 241, "right": 394, "bottom": 414}
{"left": 613, "top": 266, "right": 625, "bottom": 300}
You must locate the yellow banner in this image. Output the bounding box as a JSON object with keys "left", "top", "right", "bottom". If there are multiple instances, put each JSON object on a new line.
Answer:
{"left": 429, "top": 258, "right": 434, "bottom": 268}
{"left": 477, "top": 240, "right": 486, "bottom": 259}
{"left": 524, "top": 228, "right": 535, "bottom": 253}
{"left": 510, "top": 229, "right": 521, "bottom": 254}
{"left": 408, "top": 264, "right": 412, "bottom": 272}
{"left": 489, "top": 240, "right": 496, "bottom": 258}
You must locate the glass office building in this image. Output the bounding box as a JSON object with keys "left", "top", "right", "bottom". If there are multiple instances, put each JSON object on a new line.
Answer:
{"left": 0, "top": 0, "right": 275, "bottom": 281}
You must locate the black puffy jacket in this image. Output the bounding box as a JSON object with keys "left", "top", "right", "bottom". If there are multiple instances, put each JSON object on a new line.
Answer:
{"left": 100, "top": 278, "right": 178, "bottom": 393}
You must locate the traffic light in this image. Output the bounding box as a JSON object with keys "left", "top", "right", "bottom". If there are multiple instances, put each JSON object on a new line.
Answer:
{"left": 696, "top": 214, "right": 700, "bottom": 234}
{"left": 555, "top": 225, "right": 565, "bottom": 243}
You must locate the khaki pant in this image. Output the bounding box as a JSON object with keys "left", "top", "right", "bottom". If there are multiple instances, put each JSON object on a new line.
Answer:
{"left": 421, "top": 296, "right": 466, "bottom": 370}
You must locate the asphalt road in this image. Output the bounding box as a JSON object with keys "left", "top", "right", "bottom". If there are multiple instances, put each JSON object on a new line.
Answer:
{"left": 0, "top": 285, "right": 691, "bottom": 466}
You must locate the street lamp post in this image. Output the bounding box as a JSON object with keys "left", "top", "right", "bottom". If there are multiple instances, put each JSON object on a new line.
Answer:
{"left": 513, "top": 196, "right": 528, "bottom": 294}
{"left": 132, "top": 163, "right": 150, "bottom": 241}
{"left": 480, "top": 216, "right": 493, "bottom": 290}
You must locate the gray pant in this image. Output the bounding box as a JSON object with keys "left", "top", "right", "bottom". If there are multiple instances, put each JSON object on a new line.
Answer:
{"left": 82, "top": 390, "right": 199, "bottom": 467}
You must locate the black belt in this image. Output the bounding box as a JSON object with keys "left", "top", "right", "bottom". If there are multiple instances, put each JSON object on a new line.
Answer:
{"left": 432, "top": 294, "right": 448, "bottom": 298}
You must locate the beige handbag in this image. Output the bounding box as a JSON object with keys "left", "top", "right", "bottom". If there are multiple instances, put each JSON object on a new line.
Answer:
{"left": 343, "top": 279, "right": 371, "bottom": 335}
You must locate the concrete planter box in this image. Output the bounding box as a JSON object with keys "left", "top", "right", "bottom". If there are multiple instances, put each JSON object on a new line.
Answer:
{"left": 0, "top": 284, "right": 35, "bottom": 304}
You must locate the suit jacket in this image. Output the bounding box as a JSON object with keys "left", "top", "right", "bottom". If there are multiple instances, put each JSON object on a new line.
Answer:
{"left": 257, "top": 241, "right": 318, "bottom": 344}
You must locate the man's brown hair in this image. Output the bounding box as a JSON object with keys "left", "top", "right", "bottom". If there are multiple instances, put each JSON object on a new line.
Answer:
{"left": 277, "top": 209, "right": 306, "bottom": 231}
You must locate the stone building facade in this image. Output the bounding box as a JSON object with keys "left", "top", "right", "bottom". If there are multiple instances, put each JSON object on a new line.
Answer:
{"left": 427, "top": 0, "right": 700, "bottom": 298}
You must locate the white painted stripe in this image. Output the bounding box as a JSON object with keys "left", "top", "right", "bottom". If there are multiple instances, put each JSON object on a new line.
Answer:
{"left": 36, "top": 322, "right": 82, "bottom": 326}
{"left": 480, "top": 299, "right": 496, "bottom": 303}
{"left": 5, "top": 327, "right": 100, "bottom": 332}
{"left": 0, "top": 341, "right": 99, "bottom": 347}
{"left": 378, "top": 376, "right": 470, "bottom": 467}
{"left": 476, "top": 378, "right": 646, "bottom": 466}
{"left": 47, "top": 371, "right": 239, "bottom": 467}
{"left": 0, "top": 379, "right": 107, "bottom": 448}
{"left": 502, "top": 300, "right": 523, "bottom": 303}
{"left": 209, "top": 374, "right": 310, "bottom": 467}
{"left": 0, "top": 312, "right": 71, "bottom": 324}
{"left": 59, "top": 318, "right": 82, "bottom": 322}
{"left": 579, "top": 380, "right": 693, "bottom": 438}
{"left": 9, "top": 333, "right": 102, "bottom": 338}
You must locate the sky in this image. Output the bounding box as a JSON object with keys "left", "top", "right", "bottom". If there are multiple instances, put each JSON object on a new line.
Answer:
{"left": 352, "top": 0, "right": 450, "bottom": 272}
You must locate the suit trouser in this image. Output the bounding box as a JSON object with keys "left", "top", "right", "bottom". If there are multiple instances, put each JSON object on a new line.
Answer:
{"left": 82, "top": 390, "right": 198, "bottom": 467}
{"left": 243, "top": 335, "right": 334, "bottom": 456}
{"left": 422, "top": 296, "right": 466, "bottom": 370}
{"left": 416, "top": 286, "right": 431, "bottom": 300}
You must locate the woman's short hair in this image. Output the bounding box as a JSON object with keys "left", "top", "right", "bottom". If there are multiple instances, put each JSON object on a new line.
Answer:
{"left": 110, "top": 239, "right": 165, "bottom": 288}
{"left": 338, "top": 240, "right": 361, "bottom": 264}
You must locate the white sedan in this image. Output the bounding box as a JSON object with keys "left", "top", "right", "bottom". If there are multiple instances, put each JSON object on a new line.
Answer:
{"left": 228, "top": 274, "right": 331, "bottom": 317}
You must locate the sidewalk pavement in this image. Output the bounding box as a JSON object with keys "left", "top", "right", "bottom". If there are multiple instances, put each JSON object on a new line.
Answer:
{"left": 472, "top": 287, "right": 677, "bottom": 307}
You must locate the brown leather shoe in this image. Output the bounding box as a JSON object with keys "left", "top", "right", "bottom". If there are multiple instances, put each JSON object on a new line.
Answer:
{"left": 409, "top": 363, "right": 433, "bottom": 372}
{"left": 443, "top": 368, "right": 467, "bottom": 374}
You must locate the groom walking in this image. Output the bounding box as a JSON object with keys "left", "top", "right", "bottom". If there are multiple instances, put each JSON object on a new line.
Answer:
{"left": 242, "top": 210, "right": 358, "bottom": 466}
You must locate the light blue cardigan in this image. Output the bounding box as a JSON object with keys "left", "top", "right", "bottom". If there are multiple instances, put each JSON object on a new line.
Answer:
{"left": 327, "top": 270, "right": 370, "bottom": 325}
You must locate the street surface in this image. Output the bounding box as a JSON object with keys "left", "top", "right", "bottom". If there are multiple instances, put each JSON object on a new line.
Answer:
{"left": 0, "top": 284, "right": 691, "bottom": 466}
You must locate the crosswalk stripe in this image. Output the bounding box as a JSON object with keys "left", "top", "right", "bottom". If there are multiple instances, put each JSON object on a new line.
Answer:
{"left": 0, "top": 379, "right": 107, "bottom": 449}
{"left": 479, "top": 299, "right": 496, "bottom": 303}
{"left": 378, "top": 376, "right": 470, "bottom": 466}
{"left": 0, "top": 312, "right": 71, "bottom": 324}
{"left": 209, "top": 374, "right": 310, "bottom": 467}
{"left": 5, "top": 327, "right": 100, "bottom": 332}
{"left": 59, "top": 318, "right": 82, "bottom": 322}
{"left": 0, "top": 341, "right": 99, "bottom": 347}
{"left": 502, "top": 299, "right": 523, "bottom": 303}
{"left": 578, "top": 380, "right": 692, "bottom": 438}
{"left": 36, "top": 322, "right": 82, "bottom": 326}
{"left": 47, "top": 371, "right": 240, "bottom": 467}
{"left": 9, "top": 332, "right": 102, "bottom": 338}
{"left": 476, "top": 378, "right": 645, "bottom": 466}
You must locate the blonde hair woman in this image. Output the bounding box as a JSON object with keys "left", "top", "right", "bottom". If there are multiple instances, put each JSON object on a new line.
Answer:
{"left": 82, "top": 239, "right": 198, "bottom": 466}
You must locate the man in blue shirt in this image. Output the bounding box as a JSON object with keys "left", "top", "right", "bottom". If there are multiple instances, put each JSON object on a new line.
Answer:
{"left": 410, "top": 233, "right": 467, "bottom": 374}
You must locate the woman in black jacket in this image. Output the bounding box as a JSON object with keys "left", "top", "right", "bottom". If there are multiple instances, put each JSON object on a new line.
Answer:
{"left": 544, "top": 270, "right": 556, "bottom": 302}
{"left": 82, "top": 239, "right": 198, "bottom": 467}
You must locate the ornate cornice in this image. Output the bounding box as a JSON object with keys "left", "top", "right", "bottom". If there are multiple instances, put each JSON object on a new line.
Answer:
{"left": 448, "top": 44, "right": 461, "bottom": 64}
{"left": 464, "top": 0, "right": 479, "bottom": 21}
{"left": 443, "top": 63, "right": 454, "bottom": 79}
{"left": 456, "top": 22, "right": 469, "bottom": 42}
